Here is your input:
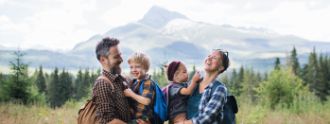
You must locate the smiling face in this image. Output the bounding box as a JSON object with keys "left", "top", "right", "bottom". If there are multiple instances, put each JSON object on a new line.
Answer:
{"left": 100, "top": 45, "right": 123, "bottom": 72}
{"left": 127, "top": 52, "right": 150, "bottom": 80}
{"left": 173, "top": 63, "right": 189, "bottom": 83}
{"left": 129, "top": 62, "right": 147, "bottom": 80}
{"left": 204, "top": 51, "right": 224, "bottom": 74}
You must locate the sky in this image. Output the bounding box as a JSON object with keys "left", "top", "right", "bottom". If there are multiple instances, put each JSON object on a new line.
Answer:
{"left": 1, "top": 0, "right": 330, "bottom": 51}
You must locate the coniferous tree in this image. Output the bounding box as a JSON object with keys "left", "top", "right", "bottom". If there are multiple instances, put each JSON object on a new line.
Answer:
{"left": 305, "top": 49, "right": 318, "bottom": 93}
{"left": 289, "top": 47, "right": 300, "bottom": 75}
{"left": 230, "top": 68, "right": 242, "bottom": 96}
{"left": 274, "top": 57, "right": 281, "bottom": 70}
{"left": 316, "top": 54, "right": 329, "bottom": 101}
{"left": 58, "top": 69, "right": 73, "bottom": 105}
{"left": 74, "top": 69, "right": 85, "bottom": 100}
{"left": 241, "top": 68, "right": 260, "bottom": 103}
{"left": 48, "top": 67, "right": 60, "bottom": 108}
{"left": 7, "top": 50, "right": 31, "bottom": 104}
{"left": 35, "top": 66, "right": 46, "bottom": 93}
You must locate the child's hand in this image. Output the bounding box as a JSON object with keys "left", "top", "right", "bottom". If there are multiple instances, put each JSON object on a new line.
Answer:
{"left": 192, "top": 71, "right": 201, "bottom": 83}
{"left": 124, "top": 88, "right": 133, "bottom": 97}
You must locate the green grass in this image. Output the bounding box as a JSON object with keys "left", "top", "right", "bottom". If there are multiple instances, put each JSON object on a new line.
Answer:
{"left": 1, "top": 99, "right": 330, "bottom": 124}
{"left": 236, "top": 100, "right": 330, "bottom": 124}
{"left": 0, "top": 100, "right": 83, "bottom": 124}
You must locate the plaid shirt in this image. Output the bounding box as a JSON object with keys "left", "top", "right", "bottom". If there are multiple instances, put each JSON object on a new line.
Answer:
{"left": 191, "top": 81, "right": 227, "bottom": 124}
{"left": 93, "top": 70, "right": 131, "bottom": 124}
{"left": 130, "top": 75, "right": 155, "bottom": 120}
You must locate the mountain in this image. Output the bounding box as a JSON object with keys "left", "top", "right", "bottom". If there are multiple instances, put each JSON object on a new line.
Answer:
{"left": 139, "top": 5, "right": 188, "bottom": 28}
{"left": 1, "top": 6, "right": 330, "bottom": 72}
{"left": 147, "top": 41, "right": 208, "bottom": 66}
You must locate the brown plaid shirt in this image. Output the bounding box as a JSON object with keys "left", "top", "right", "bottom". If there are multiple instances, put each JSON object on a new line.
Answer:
{"left": 93, "top": 70, "right": 131, "bottom": 124}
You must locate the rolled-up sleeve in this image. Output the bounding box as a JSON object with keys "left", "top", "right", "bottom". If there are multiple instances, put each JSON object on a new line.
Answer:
{"left": 94, "top": 80, "right": 115, "bottom": 124}
{"left": 191, "top": 86, "right": 227, "bottom": 124}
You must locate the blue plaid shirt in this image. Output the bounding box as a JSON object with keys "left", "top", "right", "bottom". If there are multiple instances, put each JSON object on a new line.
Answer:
{"left": 191, "top": 81, "right": 227, "bottom": 124}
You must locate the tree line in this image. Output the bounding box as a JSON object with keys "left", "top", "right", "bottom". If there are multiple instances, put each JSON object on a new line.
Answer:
{"left": 218, "top": 47, "right": 330, "bottom": 110}
{"left": 1, "top": 47, "right": 329, "bottom": 110}
{"left": 0, "top": 50, "right": 99, "bottom": 108}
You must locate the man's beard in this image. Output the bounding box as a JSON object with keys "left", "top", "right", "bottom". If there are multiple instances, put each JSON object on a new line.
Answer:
{"left": 107, "top": 58, "right": 122, "bottom": 74}
{"left": 109, "top": 65, "right": 121, "bottom": 74}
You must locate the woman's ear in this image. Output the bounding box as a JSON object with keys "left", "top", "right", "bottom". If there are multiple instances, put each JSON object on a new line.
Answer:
{"left": 218, "top": 66, "right": 224, "bottom": 73}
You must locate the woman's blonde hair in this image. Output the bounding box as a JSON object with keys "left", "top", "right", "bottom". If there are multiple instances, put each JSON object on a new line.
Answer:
{"left": 127, "top": 52, "right": 150, "bottom": 72}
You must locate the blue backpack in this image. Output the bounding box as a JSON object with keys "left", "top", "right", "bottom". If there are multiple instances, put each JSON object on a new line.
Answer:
{"left": 139, "top": 80, "right": 168, "bottom": 124}
{"left": 211, "top": 81, "right": 238, "bottom": 124}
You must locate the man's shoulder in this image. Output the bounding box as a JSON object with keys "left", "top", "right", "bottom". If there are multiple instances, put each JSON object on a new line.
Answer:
{"left": 93, "top": 77, "right": 115, "bottom": 90}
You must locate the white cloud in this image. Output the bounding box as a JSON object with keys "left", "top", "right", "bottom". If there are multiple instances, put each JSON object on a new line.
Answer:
{"left": 0, "top": 0, "right": 122, "bottom": 51}
{"left": 1, "top": 0, "right": 330, "bottom": 51}
{"left": 101, "top": 0, "right": 154, "bottom": 26}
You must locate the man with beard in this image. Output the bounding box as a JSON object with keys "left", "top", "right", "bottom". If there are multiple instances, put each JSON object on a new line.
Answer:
{"left": 93, "top": 37, "right": 131, "bottom": 124}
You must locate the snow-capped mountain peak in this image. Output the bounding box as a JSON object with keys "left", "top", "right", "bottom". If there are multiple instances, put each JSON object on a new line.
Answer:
{"left": 139, "top": 5, "right": 188, "bottom": 29}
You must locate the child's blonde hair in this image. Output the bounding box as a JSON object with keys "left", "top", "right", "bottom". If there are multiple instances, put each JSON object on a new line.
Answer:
{"left": 128, "top": 52, "right": 150, "bottom": 72}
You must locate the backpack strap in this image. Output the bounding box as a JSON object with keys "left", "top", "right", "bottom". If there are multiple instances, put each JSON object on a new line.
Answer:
{"left": 165, "top": 82, "right": 173, "bottom": 105}
{"left": 97, "top": 75, "right": 114, "bottom": 90}
{"left": 210, "top": 80, "right": 224, "bottom": 95}
{"left": 210, "top": 80, "right": 227, "bottom": 109}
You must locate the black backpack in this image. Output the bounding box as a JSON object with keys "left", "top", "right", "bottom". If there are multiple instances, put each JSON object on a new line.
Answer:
{"left": 211, "top": 81, "right": 238, "bottom": 124}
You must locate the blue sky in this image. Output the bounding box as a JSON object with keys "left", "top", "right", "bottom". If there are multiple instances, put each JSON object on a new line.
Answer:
{"left": 1, "top": 0, "right": 330, "bottom": 51}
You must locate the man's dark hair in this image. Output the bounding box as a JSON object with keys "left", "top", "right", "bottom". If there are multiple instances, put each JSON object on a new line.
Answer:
{"left": 95, "top": 37, "right": 120, "bottom": 61}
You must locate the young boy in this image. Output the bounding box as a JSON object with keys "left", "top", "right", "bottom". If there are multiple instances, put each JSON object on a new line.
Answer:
{"left": 166, "top": 61, "right": 201, "bottom": 124}
{"left": 124, "top": 52, "right": 157, "bottom": 124}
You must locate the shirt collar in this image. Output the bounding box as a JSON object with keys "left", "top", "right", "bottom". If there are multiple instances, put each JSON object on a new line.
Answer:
{"left": 102, "top": 69, "right": 119, "bottom": 82}
{"left": 137, "top": 74, "right": 151, "bottom": 82}
{"left": 205, "top": 80, "right": 219, "bottom": 89}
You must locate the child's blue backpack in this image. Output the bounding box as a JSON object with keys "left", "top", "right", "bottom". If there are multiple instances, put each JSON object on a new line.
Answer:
{"left": 211, "top": 81, "right": 238, "bottom": 124}
{"left": 139, "top": 80, "right": 168, "bottom": 124}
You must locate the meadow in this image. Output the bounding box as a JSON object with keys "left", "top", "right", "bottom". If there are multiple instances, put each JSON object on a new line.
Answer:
{"left": 1, "top": 98, "right": 330, "bottom": 124}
